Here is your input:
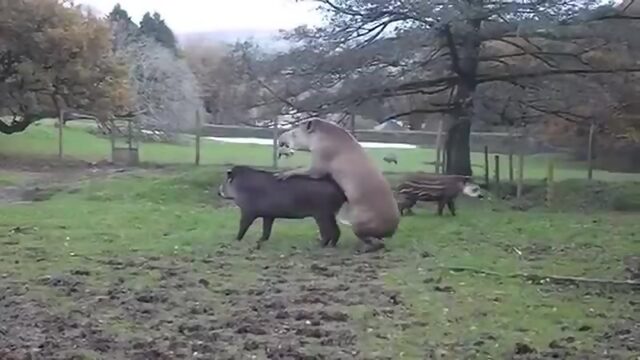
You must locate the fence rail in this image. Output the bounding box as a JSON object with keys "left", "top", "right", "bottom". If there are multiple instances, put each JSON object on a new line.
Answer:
{"left": 197, "top": 124, "right": 550, "bottom": 155}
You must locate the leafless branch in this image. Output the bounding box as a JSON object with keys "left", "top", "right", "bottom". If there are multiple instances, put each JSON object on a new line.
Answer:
{"left": 383, "top": 106, "right": 456, "bottom": 122}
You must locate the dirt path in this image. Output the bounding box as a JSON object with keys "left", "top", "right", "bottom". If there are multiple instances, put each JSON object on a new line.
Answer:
{"left": 0, "top": 245, "right": 411, "bottom": 359}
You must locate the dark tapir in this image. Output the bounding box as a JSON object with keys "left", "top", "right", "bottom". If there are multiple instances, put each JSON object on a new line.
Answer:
{"left": 217, "top": 165, "right": 347, "bottom": 248}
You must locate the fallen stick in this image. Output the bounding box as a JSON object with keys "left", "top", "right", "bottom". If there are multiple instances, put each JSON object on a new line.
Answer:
{"left": 436, "top": 266, "right": 640, "bottom": 288}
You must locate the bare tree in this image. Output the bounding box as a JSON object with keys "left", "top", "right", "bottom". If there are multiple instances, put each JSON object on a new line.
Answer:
{"left": 253, "top": 0, "right": 640, "bottom": 175}
{"left": 184, "top": 40, "right": 292, "bottom": 127}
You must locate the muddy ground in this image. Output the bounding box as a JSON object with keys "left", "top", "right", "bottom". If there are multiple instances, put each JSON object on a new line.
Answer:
{"left": 1, "top": 248, "right": 637, "bottom": 360}
{"left": 0, "top": 155, "right": 165, "bottom": 204}
{"left": 0, "top": 247, "right": 406, "bottom": 359}
{"left": 1, "top": 159, "right": 638, "bottom": 359}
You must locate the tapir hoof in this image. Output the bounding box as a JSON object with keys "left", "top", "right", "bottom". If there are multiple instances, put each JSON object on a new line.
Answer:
{"left": 357, "top": 240, "right": 385, "bottom": 254}
{"left": 401, "top": 209, "right": 414, "bottom": 217}
{"left": 316, "top": 236, "right": 330, "bottom": 248}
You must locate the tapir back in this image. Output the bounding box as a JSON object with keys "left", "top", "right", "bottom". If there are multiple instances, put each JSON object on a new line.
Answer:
{"left": 229, "top": 166, "right": 346, "bottom": 218}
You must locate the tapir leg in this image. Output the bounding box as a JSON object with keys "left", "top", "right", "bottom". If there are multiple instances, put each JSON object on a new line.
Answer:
{"left": 447, "top": 200, "right": 457, "bottom": 216}
{"left": 255, "top": 217, "right": 274, "bottom": 249}
{"left": 260, "top": 217, "right": 275, "bottom": 241}
{"left": 398, "top": 195, "right": 417, "bottom": 216}
{"left": 237, "top": 213, "right": 256, "bottom": 241}
{"left": 328, "top": 216, "right": 341, "bottom": 247}
{"left": 358, "top": 236, "right": 385, "bottom": 253}
{"left": 314, "top": 216, "right": 336, "bottom": 247}
{"left": 436, "top": 201, "right": 445, "bottom": 216}
{"left": 316, "top": 215, "right": 340, "bottom": 247}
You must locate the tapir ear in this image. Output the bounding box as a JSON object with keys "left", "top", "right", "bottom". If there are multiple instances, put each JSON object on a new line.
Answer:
{"left": 304, "top": 119, "right": 315, "bottom": 133}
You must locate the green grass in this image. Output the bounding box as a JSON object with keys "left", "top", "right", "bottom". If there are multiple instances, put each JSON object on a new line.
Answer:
{"left": 0, "top": 172, "right": 27, "bottom": 186}
{"left": 1, "top": 167, "right": 638, "bottom": 358}
{"left": 2, "top": 122, "right": 640, "bottom": 181}
{"left": 1, "top": 121, "right": 639, "bottom": 357}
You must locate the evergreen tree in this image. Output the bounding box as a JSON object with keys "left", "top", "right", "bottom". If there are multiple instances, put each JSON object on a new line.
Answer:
{"left": 139, "top": 12, "right": 177, "bottom": 53}
{"left": 107, "top": 3, "right": 139, "bottom": 50}
{"left": 107, "top": 3, "right": 131, "bottom": 23}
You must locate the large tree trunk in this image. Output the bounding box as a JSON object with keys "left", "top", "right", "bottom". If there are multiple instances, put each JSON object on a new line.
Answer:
{"left": 441, "top": 19, "right": 481, "bottom": 176}
{"left": 444, "top": 80, "right": 476, "bottom": 176}
{"left": 445, "top": 118, "right": 472, "bottom": 175}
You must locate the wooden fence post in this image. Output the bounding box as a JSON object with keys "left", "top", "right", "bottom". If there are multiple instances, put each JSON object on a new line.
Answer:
{"left": 272, "top": 117, "right": 279, "bottom": 169}
{"left": 517, "top": 145, "right": 525, "bottom": 200}
{"left": 110, "top": 119, "right": 116, "bottom": 162}
{"left": 58, "top": 109, "right": 64, "bottom": 159}
{"left": 484, "top": 146, "right": 490, "bottom": 189}
{"left": 494, "top": 155, "right": 500, "bottom": 197}
{"left": 508, "top": 127, "right": 514, "bottom": 182}
{"left": 350, "top": 113, "right": 356, "bottom": 135}
{"left": 435, "top": 119, "right": 444, "bottom": 174}
{"left": 195, "top": 110, "right": 201, "bottom": 166}
{"left": 127, "top": 118, "right": 133, "bottom": 151}
{"left": 442, "top": 148, "right": 447, "bottom": 174}
{"left": 587, "top": 122, "right": 596, "bottom": 180}
{"left": 546, "top": 158, "right": 555, "bottom": 208}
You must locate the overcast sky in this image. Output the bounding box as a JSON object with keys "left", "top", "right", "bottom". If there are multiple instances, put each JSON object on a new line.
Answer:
{"left": 79, "top": 0, "right": 324, "bottom": 33}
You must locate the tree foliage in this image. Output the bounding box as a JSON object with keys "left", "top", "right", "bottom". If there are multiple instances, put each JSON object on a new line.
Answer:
{"left": 0, "top": 0, "right": 130, "bottom": 134}
{"left": 139, "top": 11, "right": 178, "bottom": 53}
{"left": 255, "top": 0, "right": 640, "bottom": 175}
{"left": 104, "top": 4, "right": 204, "bottom": 139}
{"left": 115, "top": 36, "right": 203, "bottom": 138}
{"left": 107, "top": 3, "right": 138, "bottom": 51}
{"left": 184, "top": 40, "right": 286, "bottom": 126}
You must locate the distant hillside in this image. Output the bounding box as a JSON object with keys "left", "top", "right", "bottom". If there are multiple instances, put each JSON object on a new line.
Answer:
{"left": 178, "top": 29, "right": 293, "bottom": 52}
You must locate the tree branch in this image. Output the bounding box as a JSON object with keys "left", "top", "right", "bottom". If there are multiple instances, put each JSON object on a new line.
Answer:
{"left": 478, "top": 67, "right": 640, "bottom": 83}
{"left": 383, "top": 107, "right": 455, "bottom": 122}
{"left": 519, "top": 101, "right": 591, "bottom": 124}
{"left": 492, "top": 38, "right": 557, "bottom": 68}
{"left": 442, "top": 24, "right": 464, "bottom": 77}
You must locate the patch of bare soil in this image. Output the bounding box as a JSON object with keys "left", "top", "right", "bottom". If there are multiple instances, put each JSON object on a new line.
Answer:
{"left": 0, "top": 248, "right": 412, "bottom": 359}
{"left": 507, "top": 321, "right": 639, "bottom": 359}
{"left": 1, "top": 247, "right": 639, "bottom": 359}
{"left": 0, "top": 155, "right": 168, "bottom": 204}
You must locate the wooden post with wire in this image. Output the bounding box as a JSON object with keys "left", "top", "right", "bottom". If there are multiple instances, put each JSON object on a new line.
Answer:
{"left": 508, "top": 127, "right": 515, "bottom": 182}
{"left": 587, "top": 122, "right": 596, "bottom": 180}
{"left": 484, "top": 146, "right": 490, "bottom": 189}
{"left": 435, "top": 119, "right": 444, "bottom": 174}
{"left": 517, "top": 143, "right": 525, "bottom": 200}
{"left": 58, "top": 109, "right": 64, "bottom": 159}
{"left": 546, "top": 158, "right": 555, "bottom": 207}
{"left": 272, "top": 117, "right": 279, "bottom": 170}
{"left": 349, "top": 113, "right": 356, "bottom": 136}
{"left": 494, "top": 155, "right": 501, "bottom": 197}
{"left": 195, "top": 110, "right": 201, "bottom": 166}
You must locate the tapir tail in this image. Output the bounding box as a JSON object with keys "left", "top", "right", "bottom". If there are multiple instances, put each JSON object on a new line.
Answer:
{"left": 336, "top": 203, "right": 352, "bottom": 226}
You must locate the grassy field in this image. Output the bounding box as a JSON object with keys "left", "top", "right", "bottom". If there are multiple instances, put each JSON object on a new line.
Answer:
{"left": 0, "top": 164, "right": 639, "bottom": 358}
{"left": 2, "top": 122, "right": 640, "bottom": 181}
{"left": 1, "top": 123, "right": 639, "bottom": 358}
